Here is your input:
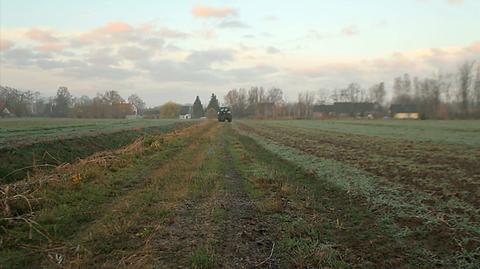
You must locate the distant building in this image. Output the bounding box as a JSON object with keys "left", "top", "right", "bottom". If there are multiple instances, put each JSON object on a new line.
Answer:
{"left": 313, "top": 102, "right": 380, "bottom": 118}
{"left": 390, "top": 104, "right": 419, "bottom": 119}
{"left": 0, "top": 104, "right": 14, "bottom": 118}
{"left": 179, "top": 105, "right": 192, "bottom": 119}
{"left": 313, "top": 104, "right": 335, "bottom": 119}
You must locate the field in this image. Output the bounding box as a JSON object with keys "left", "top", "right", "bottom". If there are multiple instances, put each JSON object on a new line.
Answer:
{"left": 1, "top": 119, "right": 479, "bottom": 268}
{"left": 0, "top": 118, "right": 190, "bottom": 183}
{"left": 0, "top": 118, "right": 182, "bottom": 148}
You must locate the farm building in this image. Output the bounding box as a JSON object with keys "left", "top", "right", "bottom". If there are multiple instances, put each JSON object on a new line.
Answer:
{"left": 0, "top": 107, "right": 14, "bottom": 118}
{"left": 390, "top": 104, "right": 419, "bottom": 119}
{"left": 313, "top": 104, "right": 335, "bottom": 119}
{"left": 179, "top": 106, "right": 192, "bottom": 119}
{"left": 0, "top": 102, "right": 14, "bottom": 117}
{"left": 313, "top": 102, "right": 381, "bottom": 118}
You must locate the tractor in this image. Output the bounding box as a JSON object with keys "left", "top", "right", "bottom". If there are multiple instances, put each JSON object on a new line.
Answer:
{"left": 217, "top": 107, "right": 232, "bottom": 122}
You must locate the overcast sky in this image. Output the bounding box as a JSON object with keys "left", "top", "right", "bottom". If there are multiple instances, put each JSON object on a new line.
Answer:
{"left": 1, "top": 0, "right": 479, "bottom": 106}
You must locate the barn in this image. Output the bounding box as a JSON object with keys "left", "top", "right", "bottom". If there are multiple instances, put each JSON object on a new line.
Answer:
{"left": 390, "top": 104, "right": 419, "bottom": 119}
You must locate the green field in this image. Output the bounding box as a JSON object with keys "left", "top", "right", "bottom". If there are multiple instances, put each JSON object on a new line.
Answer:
{"left": 0, "top": 118, "right": 184, "bottom": 148}
{"left": 1, "top": 119, "right": 479, "bottom": 268}
{"left": 258, "top": 119, "right": 480, "bottom": 146}
{"left": 0, "top": 118, "right": 190, "bottom": 182}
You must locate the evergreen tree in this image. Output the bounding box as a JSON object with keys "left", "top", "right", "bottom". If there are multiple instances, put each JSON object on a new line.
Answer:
{"left": 206, "top": 93, "right": 220, "bottom": 112}
{"left": 192, "top": 96, "right": 204, "bottom": 118}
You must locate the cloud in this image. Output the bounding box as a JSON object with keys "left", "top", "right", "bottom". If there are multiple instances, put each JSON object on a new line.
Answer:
{"left": 35, "top": 43, "right": 66, "bottom": 52}
{"left": 137, "top": 59, "right": 227, "bottom": 84}
{"left": 291, "top": 41, "right": 480, "bottom": 89}
{"left": 63, "top": 63, "right": 137, "bottom": 80}
{"left": 90, "top": 21, "right": 133, "bottom": 35}
{"left": 0, "top": 39, "right": 14, "bottom": 51}
{"left": 341, "top": 25, "right": 358, "bottom": 36}
{"left": 218, "top": 20, "right": 249, "bottom": 29}
{"left": 186, "top": 49, "right": 234, "bottom": 68}
{"left": 264, "top": 16, "right": 278, "bottom": 21}
{"left": 141, "top": 37, "right": 165, "bottom": 48}
{"left": 2, "top": 48, "right": 53, "bottom": 67}
{"left": 226, "top": 65, "right": 279, "bottom": 81}
{"left": 266, "top": 46, "right": 281, "bottom": 54}
{"left": 197, "top": 29, "right": 217, "bottom": 39}
{"left": 86, "top": 48, "right": 120, "bottom": 66}
{"left": 192, "top": 5, "right": 237, "bottom": 18}
{"left": 25, "top": 28, "right": 59, "bottom": 42}
{"left": 76, "top": 21, "right": 135, "bottom": 44}
{"left": 157, "top": 27, "right": 189, "bottom": 38}
{"left": 118, "top": 46, "right": 151, "bottom": 60}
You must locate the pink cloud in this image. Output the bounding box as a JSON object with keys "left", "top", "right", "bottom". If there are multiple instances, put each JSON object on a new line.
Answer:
{"left": 464, "top": 41, "right": 480, "bottom": 53}
{"left": 35, "top": 43, "right": 66, "bottom": 52}
{"left": 25, "top": 28, "right": 59, "bottom": 42}
{"left": 0, "top": 39, "right": 13, "bottom": 51}
{"left": 341, "top": 25, "right": 359, "bottom": 36}
{"left": 95, "top": 21, "right": 133, "bottom": 34}
{"left": 192, "top": 5, "right": 237, "bottom": 18}
{"left": 76, "top": 21, "right": 135, "bottom": 44}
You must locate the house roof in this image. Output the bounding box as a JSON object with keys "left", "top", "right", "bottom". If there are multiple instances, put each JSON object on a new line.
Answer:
{"left": 313, "top": 102, "right": 379, "bottom": 114}
{"left": 313, "top": 104, "right": 334, "bottom": 113}
{"left": 1, "top": 107, "right": 12, "bottom": 115}
{"left": 334, "top": 102, "right": 378, "bottom": 114}
{"left": 390, "top": 104, "right": 417, "bottom": 113}
{"left": 179, "top": 105, "right": 191, "bottom": 115}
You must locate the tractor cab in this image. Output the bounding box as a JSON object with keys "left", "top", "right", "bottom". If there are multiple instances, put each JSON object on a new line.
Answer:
{"left": 217, "top": 107, "right": 232, "bottom": 122}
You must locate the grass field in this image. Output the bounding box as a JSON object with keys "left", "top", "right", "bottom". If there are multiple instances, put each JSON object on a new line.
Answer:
{"left": 0, "top": 118, "right": 183, "bottom": 148}
{"left": 0, "top": 118, "right": 190, "bottom": 183}
{"left": 1, "top": 119, "right": 479, "bottom": 268}
{"left": 258, "top": 119, "right": 480, "bottom": 146}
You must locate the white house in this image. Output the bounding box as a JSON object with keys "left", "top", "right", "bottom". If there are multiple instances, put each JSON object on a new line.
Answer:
{"left": 179, "top": 105, "right": 192, "bottom": 119}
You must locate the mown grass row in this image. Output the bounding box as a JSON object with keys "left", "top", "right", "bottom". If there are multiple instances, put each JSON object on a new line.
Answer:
{"left": 61, "top": 121, "right": 224, "bottom": 268}
{"left": 0, "top": 121, "right": 193, "bottom": 183}
{"left": 0, "top": 121, "right": 212, "bottom": 268}
{"left": 232, "top": 125, "right": 479, "bottom": 268}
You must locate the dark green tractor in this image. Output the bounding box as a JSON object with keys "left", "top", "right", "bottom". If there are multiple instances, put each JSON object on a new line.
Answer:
{"left": 217, "top": 107, "right": 232, "bottom": 122}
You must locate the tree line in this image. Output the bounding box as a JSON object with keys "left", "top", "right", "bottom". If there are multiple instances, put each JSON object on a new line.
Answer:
{"left": 223, "top": 61, "right": 480, "bottom": 119}
{"left": 0, "top": 86, "right": 146, "bottom": 118}
{"left": 2, "top": 61, "right": 479, "bottom": 120}
{"left": 150, "top": 94, "right": 220, "bottom": 119}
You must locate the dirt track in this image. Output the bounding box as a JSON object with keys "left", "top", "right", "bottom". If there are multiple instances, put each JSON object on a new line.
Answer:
{"left": 217, "top": 136, "right": 276, "bottom": 268}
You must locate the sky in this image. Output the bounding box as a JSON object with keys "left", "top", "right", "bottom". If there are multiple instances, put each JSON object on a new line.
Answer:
{"left": 1, "top": 0, "right": 479, "bottom": 106}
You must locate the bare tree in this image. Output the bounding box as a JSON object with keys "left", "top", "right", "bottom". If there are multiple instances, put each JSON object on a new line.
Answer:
{"left": 297, "top": 91, "right": 315, "bottom": 118}
{"left": 128, "top": 94, "right": 146, "bottom": 114}
{"left": 474, "top": 64, "right": 480, "bottom": 109}
{"left": 368, "top": 82, "right": 386, "bottom": 105}
{"left": 457, "top": 61, "right": 475, "bottom": 116}
{"left": 393, "top": 74, "right": 413, "bottom": 104}
{"left": 225, "top": 88, "right": 248, "bottom": 117}
{"left": 316, "top": 88, "right": 330, "bottom": 104}
{"left": 266, "top": 88, "right": 283, "bottom": 104}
